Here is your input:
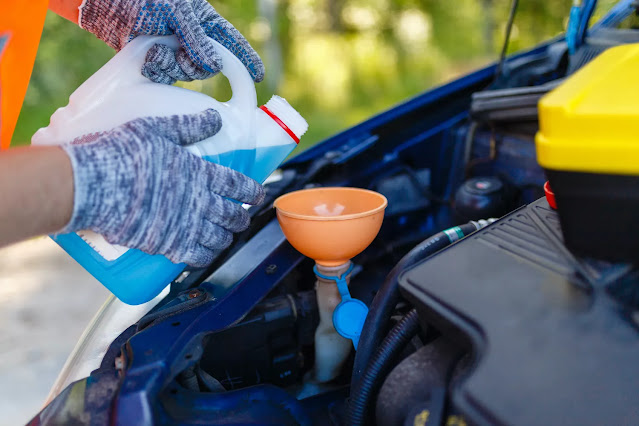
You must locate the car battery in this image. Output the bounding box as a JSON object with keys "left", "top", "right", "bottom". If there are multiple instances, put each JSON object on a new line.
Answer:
{"left": 536, "top": 43, "right": 639, "bottom": 263}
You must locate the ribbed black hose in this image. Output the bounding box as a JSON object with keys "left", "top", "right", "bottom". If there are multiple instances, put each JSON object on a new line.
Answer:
{"left": 346, "top": 309, "right": 421, "bottom": 426}
{"left": 352, "top": 222, "right": 479, "bottom": 385}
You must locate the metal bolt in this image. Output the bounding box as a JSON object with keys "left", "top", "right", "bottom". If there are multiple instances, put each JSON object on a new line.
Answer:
{"left": 188, "top": 289, "right": 201, "bottom": 299}
{"left": 265, "top": 264, "right": 278, "bottom": 275}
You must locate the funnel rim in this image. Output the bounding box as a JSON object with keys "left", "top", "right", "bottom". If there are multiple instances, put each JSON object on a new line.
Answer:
{"left": 273, "top": 187, "right": 388, "bottom": 221}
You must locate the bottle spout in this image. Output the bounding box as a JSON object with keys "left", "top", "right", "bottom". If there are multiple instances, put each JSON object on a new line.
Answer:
{"left": 260, "top": 96, "right": 309, "bottom": 144}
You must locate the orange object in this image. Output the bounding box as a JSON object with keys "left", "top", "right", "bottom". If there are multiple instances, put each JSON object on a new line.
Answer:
{"left": 0, "top": 0, "right": 49, "bottom": 149}
{"left": 274, "top": 187, "right": 388, "bottom": 267}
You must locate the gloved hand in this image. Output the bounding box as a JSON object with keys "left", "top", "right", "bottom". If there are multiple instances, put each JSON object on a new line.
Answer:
{"left": 60, "top": 109, "right": 264, "bottom": 267}
{"left": 79, "top": 0, "right": 264, "bottom": 85}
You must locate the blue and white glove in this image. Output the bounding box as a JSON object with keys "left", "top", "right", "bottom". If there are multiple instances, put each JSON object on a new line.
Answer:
{"left": 61, "top": 110, "right": 264, "bottom": 267}
{"left": 79, "top": 0, "right": 265, "bottom": 85}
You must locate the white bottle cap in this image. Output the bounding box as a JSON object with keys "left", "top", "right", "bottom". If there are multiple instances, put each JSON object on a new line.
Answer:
{"left": 262, "top": 95, "right": 309, "bottom": 142}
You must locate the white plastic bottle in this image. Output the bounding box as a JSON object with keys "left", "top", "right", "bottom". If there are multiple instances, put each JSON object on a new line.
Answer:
{"left": 32, "top": 35, "right": 308, "bottom": 305}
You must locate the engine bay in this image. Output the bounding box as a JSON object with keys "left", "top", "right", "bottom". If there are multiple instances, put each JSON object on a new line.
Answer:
{"left": 32, "top": 2, "right": 639, "bottom": 425}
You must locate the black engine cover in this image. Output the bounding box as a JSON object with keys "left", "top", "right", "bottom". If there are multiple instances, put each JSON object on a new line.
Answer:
{"left": 400, "top": 198, "right": 639, "bottom": 426}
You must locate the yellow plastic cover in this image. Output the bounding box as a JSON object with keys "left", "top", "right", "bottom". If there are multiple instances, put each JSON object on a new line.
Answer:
{"left": 536, "top": 43, "right": 639, "bottom": 175}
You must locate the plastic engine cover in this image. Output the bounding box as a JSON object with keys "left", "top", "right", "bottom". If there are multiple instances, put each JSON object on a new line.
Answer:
{"left": 400, "top": 197, "right": 639, "bottom": 426}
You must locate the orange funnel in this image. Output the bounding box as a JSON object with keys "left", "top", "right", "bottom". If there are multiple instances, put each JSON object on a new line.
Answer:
{"left": 274, "top": 187, "right": 388, "bottom": 266}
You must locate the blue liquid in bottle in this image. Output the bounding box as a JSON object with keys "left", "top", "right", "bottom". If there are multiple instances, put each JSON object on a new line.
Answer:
{"left": 54, "top": 143, "right": 296, "bottom": 305}
{"left": 203, "top": 144, "right": 296, "bottom": 184}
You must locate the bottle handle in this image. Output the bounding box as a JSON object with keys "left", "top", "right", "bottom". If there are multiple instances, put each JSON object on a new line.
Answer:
{"left": 204, "top": 37, "right": 258, "bottom": 111}
{"left": 108, "top": 35, "right": 257, "bottom": 111}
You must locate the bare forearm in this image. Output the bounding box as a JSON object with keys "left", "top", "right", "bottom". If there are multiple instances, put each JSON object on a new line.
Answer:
{"left": 0, "top": 146, "right": 74, "bottom": 247}
{"left": 48, "top": 0, "right": 83, "bottom": 24}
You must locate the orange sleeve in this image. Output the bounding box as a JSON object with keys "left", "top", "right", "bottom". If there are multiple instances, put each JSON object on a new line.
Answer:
{"left": 0, "top": 0, "right": 50, "bottom": 149}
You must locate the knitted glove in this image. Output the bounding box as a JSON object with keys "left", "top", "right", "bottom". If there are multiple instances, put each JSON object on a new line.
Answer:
{"left": 79, "top": 0, "right": 264, "bottom": 84}
{"left": 61, "top": 109, "right": 264, "bottom": 267}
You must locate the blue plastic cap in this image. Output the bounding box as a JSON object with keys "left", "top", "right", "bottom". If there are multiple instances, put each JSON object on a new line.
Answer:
{"left": 333, "top": 298, "right": 369, "bottom": 350}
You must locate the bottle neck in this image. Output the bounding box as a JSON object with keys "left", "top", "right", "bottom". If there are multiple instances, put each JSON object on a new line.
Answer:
{"left": 315, "top": 261, "right": 353, "bottom": 286}
{"left": 259, "top": 105, "right": 300, "bottom": 144}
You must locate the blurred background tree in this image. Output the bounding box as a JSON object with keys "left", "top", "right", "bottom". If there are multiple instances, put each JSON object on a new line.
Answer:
{"left": 13, "top": 0, "right": 613, "bottom": 151}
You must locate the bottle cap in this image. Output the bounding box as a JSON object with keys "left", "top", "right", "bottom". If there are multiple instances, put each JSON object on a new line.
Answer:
{"left": 333, "top": 298, "right": 368, "bottom": 349}
{"left": 261, "top": 95, "right": 309, "bottom": 144}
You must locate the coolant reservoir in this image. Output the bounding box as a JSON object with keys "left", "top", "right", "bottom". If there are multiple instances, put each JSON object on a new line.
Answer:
{"left": 536, "top": 43, "right": 639, "bottom": 262}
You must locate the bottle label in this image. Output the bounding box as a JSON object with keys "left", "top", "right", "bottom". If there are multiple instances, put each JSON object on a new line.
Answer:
{"left": 77, "top": 230, "right": 129, "bottom": 261}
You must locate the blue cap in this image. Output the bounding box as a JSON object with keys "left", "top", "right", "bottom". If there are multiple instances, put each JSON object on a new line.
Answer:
{"left": 313, "top": 263, "right": 368, "bottom": 350}
{"left": 333, "top": 298, "right": 368, "bottom": 350}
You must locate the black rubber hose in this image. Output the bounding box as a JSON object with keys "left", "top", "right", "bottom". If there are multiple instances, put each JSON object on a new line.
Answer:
{"left": 346, "top": 309, "right": 421, "bottom": 426}
{"left": 352, "top": 222, "right": 479, "bottom": 385}
{"left": 375, "top": 337, "right": 464, "bottom": 426}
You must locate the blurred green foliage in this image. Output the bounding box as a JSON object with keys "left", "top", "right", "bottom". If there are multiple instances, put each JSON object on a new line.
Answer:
{"left": 14, "top": 0, "right": 579, "bottom": 151}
